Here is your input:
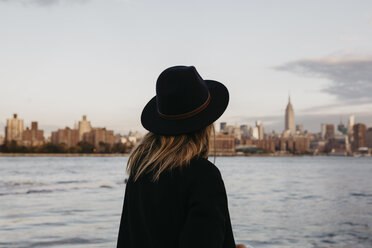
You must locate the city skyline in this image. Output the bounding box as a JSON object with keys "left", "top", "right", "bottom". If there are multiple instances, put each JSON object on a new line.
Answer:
{"left": 1, "top": 99, "right": 370, "bottom": 138}
{"left": 1, "top": 1, "right": 372, "bottom": 135}
{"left": 3, "top": 108, "right": 371, "bottom": 156}
{"left": 2, "top": 91, "right": 372, "bottom": 156}
{"left": 1, "top": 96, "right": 372, "bottom": 137}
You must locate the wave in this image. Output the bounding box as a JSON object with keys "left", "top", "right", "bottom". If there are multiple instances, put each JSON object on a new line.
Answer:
{"left": 27, "top": 189, "right": 53, "bottom": 194}
{"left": 56, "top": 180, "right": 88, "bottom": 184}
{"left": 0, "top": 180, "right": 44, "bottom": 187}
{"left": 3, "top": 237, "right": 108, "bottom": 248}
{"left": 351, "top": 192, "right": 372, "bottom": 197}
{"left": 0, "top": 180, "right": 124, "bottom": 196}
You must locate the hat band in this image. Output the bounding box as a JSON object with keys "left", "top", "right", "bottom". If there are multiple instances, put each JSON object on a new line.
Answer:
{"left": 158, "top": 92, "right": 211, "bottom": 120}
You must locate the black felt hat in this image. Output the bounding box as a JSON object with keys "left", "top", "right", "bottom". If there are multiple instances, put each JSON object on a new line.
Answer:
{"left": 141, "top": 65, "right": 229, "bottom": 136}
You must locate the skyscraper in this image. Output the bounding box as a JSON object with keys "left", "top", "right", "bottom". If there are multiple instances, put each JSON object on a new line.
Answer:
{"left": 256, "top": 120, "right": 264, "bottom": 140}
{"left": 220, "top": 122, "right": 227, "bottom": 133}
{"left": 325, "top": 124, "right": 335, "bottom": 140}
{"left": 240, "top": 125, "right": 249, "bottom": 138}
{"left": 321, "top": 123, "right": 335, "bottom": 140}
{"left": 347, "top": 115, "right": 355, "bottom": 134}
{"left": 78, "top": 115, "right": 92, "bottom": 141}
{"left": 321, "top": 123, "right": 327, "bottom": 139}
{"left": 366, "top": 128, "right": 372, "bottom": 148}
{"left": 353, "top": 123, "right": 367, "bottom": 151}
{"left": 347, "top": 115, "right": 355, "bottom": 143}
{"left": 337, "top": 120, "right": 347, "bottom": 135}
{"left": 5, "top": 114, "right": 24, "bottom": 144}
{"left": 285, "top": 96, "right": 295, "bottom": 135}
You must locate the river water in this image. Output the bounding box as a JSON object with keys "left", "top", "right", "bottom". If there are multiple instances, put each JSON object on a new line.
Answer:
{"left": 0, "top": 156, "right": 371, "bottom": 248}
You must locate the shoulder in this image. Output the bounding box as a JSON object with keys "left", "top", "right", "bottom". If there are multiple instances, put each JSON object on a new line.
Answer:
{"left": 180, "top": 157, "right": 224, "bottom": 186}
{"left": 187, "top": 157, "right": 221, "bottom": 175}
{"left": 180, "top": 157, "right": 228, "bottom": 208}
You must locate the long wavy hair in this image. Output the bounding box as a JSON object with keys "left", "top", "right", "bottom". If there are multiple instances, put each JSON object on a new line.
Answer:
{"left": 126, "top": 123, "right": 215, "bottom": 182}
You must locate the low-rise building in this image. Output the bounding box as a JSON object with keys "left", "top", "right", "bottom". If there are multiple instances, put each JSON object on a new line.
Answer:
{"left": 210, "top": 132, "right": 235, "bottom": 156}
{"left": 325, "top": 134, "right": 350, "bottom": 154}
{"left": 241, "top": 138, "right": 275, "bottom": 153}
{"left": 22, "top": 122, "right": 45, "bottom": 147}
{"left": 83, "top": 128, "right": 114, "bottom": 148}
{"left": 51, "top": 127, "right": 79, "bottom": 148}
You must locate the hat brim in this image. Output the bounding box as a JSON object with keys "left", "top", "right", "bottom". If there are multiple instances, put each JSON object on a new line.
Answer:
{"left": 141, "top": 80, "right": 229, "bottom": 136}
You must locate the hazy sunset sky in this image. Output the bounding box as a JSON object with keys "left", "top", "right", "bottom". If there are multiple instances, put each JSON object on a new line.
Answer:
{"left": 1, "top": 0, "right": 372, "bottom": 136}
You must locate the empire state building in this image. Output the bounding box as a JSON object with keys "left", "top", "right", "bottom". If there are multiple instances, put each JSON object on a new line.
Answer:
{"left": 285, "top": 96, "right": 295, "bottom": 135}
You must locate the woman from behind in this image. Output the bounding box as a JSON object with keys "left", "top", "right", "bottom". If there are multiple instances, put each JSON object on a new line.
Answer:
{"left": 117, "top": 65, "right": 246, "bottom": 248}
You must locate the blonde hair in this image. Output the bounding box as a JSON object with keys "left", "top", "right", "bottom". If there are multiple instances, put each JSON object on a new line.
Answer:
{"left": 127, "top": 123, "right": 215, "bottom": 182}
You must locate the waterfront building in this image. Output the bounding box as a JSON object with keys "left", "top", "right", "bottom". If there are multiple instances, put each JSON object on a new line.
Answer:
{"left": 278, "top": 138, "right": 287, "bottom": 151}
{"left": 353, "top": 123, "right": 367, "bottom": 151}
{"left": 283, "top": 137, "right": 310, "bottom": 153}
{"left": 51, "top": 127, "right": 79, "bottom": 148}
{"left": 238, "top": 138, "right": 275, "bottom": 153}
{"left": 285, "top": 96, "right": 295, "bottom": 135}
{"left": 22, "top": 122, "right": 45, "bottom": 147}
{"left": 310, "top": 140, "right": 326, "bottom": 154}
{"left": 78, "top": 115, "right": 92, "bottom": 141}
{"left": 5, "top": 114, "right": 24, "bottom": 144}
{"left": 253, "top": 139, "right": 275, "bottom": 153}
{"left": 0, "top": 135, "right": 4, "bottom": 145}
{"left": 286, "top": 139, "right": 294, "bottom": 152}
{"left": 294, "top": 136, "right": 310, "bottom": 153}
{"left": 209, "top": 132, "right": 235, "bottom": 156}
{"left": 83, "top": 127, "right": 115, "bottom": 149}
{"left": 366, "top": 128, "right": 372, "bottom": 148}
{"left": 325, "top": 134, "right": 350, "bottom": 154}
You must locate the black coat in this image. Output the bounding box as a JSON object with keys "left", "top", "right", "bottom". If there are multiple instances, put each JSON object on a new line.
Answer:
{"left": 116, "top": 156, "right": 236, "bottom": 248}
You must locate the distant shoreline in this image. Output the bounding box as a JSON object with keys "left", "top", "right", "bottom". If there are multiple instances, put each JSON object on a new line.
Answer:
{"left": 1, "top": 153, "right": 366, "bottom": 158}
{"left": 0, "top": 153, "right": 130, "bottom": 157}
{"left": 0, "top": 152, "right": 307, "bottom": 157}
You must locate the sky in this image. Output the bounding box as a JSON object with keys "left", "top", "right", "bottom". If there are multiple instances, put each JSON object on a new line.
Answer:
{"left": 1, "top": 0, "right": 372, "bottom": 136}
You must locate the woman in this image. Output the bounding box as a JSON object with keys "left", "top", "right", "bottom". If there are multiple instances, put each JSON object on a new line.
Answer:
{"left": 117, "top": 66, "right": 246, "bottom": 248}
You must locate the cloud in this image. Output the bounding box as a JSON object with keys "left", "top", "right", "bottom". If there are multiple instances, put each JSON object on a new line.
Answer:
{"left": 0, "top": 0, "right": 89, "bottom": 6}
{"left": 276, "top": 54, "right": 372, "bottom": 103}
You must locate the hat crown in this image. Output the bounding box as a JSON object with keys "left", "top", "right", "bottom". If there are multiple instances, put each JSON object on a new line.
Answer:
{"left": 156, "top": 66, "right": 209, "bottom": 116}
